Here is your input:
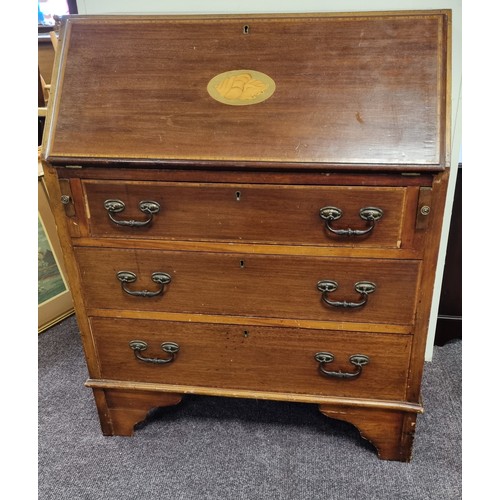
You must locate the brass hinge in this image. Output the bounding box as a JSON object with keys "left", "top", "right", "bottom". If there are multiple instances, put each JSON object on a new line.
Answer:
{"left": 415, "top": 187, "right": 432, "bottom": 229}
{"left": 59, "top": 179, "right": 76, "bottom": 217}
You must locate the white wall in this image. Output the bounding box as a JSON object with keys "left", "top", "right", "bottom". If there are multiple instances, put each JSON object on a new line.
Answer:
{"left": 76, "top": 0, "right": 462, "bottom": 361}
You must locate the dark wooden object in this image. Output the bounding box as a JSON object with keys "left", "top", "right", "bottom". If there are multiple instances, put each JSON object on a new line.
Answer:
{"left": 41, "top": 12, "right": 451, "bottom": 461}
{"left": 435, "top": 165, "right": 462, "bottom": 345}
{"left": 38, "top": 66, "right": 46, "bottom": 145}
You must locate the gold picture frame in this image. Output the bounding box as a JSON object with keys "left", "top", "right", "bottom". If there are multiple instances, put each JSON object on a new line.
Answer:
{"left": 38, "top": 173, "right": 74, "bottom": 333}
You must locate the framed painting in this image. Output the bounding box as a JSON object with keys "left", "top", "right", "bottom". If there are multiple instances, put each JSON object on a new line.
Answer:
{"left": 38, "top": 174, "right": 74, "bottom": 332}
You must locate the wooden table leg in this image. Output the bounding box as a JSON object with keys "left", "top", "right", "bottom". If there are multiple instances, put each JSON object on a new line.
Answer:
{"left": 319, "top": 404, "right": 418, "bottom": 462}
{"left": 92, "top": 388, "right": 183, "bottom": 436}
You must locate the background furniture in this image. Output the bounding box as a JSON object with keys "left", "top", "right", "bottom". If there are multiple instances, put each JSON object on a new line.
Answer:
{"left": 435, "top": 164, "right": 462, "bottom": 346}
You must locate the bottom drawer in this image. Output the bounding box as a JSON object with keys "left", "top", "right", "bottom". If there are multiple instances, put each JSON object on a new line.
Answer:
{"left": 90, "top": 317, "right": 411, "bottom": 401}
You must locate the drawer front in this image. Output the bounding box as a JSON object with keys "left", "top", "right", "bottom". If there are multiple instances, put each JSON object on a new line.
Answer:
{"left": 90, "top": 317, "right": 411, "bottom": 401}
{"left": 76, "top": 247, "right": 420, "bottom": 325}
{"left": 83, "top": 181, "right": 407, "bottom": 248}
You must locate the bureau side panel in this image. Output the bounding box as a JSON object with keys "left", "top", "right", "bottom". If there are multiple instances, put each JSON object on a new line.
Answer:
{"left": 406, "top": 169, "right": 450, "bottom": 400}
{"left": 41, "top": 167, "right": 99, "bottom": 377}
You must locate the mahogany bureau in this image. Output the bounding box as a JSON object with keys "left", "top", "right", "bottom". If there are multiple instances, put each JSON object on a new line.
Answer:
{"left": 42, "top": 11, "right": 451, "bottom": 461}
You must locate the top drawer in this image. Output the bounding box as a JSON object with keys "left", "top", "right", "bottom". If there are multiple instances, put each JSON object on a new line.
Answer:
{"left": 83, "top": 181, "right": 409, "bottom": 248}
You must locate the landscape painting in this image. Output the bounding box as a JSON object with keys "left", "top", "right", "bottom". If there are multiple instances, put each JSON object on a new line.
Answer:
{"left": 38, "top": 213, "right": 67, "bottom": 305}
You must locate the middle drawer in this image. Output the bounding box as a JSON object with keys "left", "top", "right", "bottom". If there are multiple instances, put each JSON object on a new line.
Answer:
{"left": 75, "top": 247, "right": 420, "bottom": 325}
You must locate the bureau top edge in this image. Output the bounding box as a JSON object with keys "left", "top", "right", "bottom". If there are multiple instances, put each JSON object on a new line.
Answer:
{"left": 62, "top": 10, "right": 450, "bottom": 21}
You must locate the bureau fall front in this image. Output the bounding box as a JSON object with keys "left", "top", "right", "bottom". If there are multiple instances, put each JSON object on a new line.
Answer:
{"left": 42, "top": 11, "right": 451, "bottom": 461}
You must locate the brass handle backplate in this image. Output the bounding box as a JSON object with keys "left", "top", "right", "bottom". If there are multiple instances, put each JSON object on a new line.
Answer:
{"left": 317, "top": 280, "right": 376, "bottom": 309}
{"left": 104, "top": 199, "right": 160, "bottom": 227}
{"left": 129, "top": 340, "right": 179, "bottom": 364}
{"left": 117, "top": 271, "right": 171, "bottom": 297}
{"left": 314, "top": 352, "right": 370, "bottom": 379}
{"left": 319, "top": 206, "right": 383, "bottom": 236}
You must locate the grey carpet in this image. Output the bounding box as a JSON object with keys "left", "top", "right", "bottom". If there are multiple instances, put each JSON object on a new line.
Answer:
{"left": 39, "top": 315, "right": 461, "bottom": 499}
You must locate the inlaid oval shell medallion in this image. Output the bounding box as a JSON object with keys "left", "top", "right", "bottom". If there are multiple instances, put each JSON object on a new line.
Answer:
{"left": 207, "top": 70, "right": 276, "bottom": 106}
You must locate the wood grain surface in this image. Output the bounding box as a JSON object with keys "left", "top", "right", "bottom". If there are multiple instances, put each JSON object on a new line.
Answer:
{"left": 44, "top": 13, "right": 449, "bottom": 169}
{"left": 90, "top": 317, "right": 411, "bottom": 400}
{"left": 74, "top": 247, "right": 421, "bottom": 325}
{"left": 83, "top": 180, "right": 407, "bottom": 248}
